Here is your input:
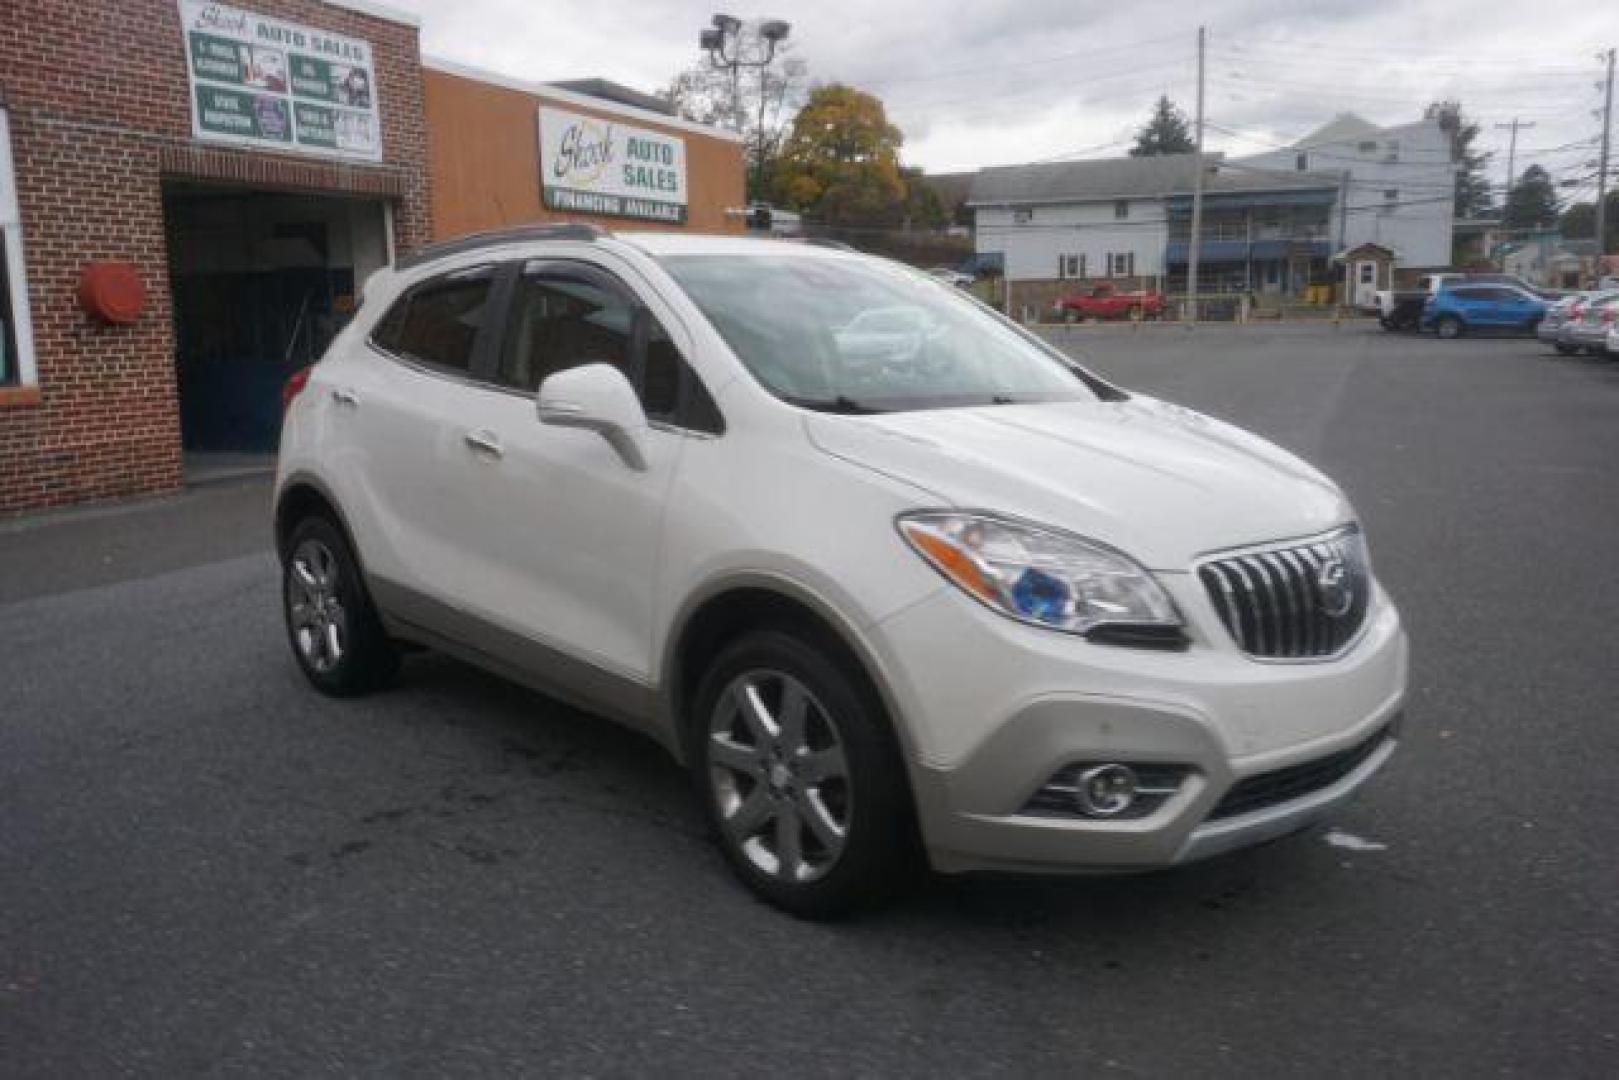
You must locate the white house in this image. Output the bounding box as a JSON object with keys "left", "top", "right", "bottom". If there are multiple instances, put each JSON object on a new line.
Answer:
{"left": 1239, "top": 113, "right": 1456, "bottom": 269}
{"left": 967, "top": 112, "right": 1458, "bottom": 311}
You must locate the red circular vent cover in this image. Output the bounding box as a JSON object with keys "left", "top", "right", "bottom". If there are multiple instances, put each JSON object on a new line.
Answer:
{"left": 78, "top": 262, "right": 146, "bottom": 324}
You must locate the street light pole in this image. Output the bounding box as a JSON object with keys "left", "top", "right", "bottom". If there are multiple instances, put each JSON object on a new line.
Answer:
{"left": 700, "top": 14, "right": 791, "bottom": 197}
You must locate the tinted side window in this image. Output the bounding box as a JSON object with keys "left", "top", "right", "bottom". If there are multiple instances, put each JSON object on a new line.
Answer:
{"left": 371, "top": 292, "right": 409, "bottom": 352}
{"left": 643, "top": 318, "right": 681, "bottom": 420}
{"left": 374, "top": 272, "right": 492, "bottom": 372}
{"left": 500, "top": 274, "right": 635, "bottom": 394}
{"left": 395, "top": 275, "right": 490, "bottom": 371}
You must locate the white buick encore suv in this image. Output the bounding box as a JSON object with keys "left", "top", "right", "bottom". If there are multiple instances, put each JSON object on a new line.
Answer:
{"left": 274, "top": 225, "right": 1407, "bottom": 917}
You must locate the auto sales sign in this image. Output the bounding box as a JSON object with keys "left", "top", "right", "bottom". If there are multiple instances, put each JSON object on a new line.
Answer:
{"left": 539, "top": 107, "right": 688, "bottom": 224}
{"left": 178, "top": 0, "right": 383, "bottom": 162}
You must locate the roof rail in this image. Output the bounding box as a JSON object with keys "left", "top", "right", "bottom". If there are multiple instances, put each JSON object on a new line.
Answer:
{"left": 396, "top": 222, "right": 608, "bottom": 271}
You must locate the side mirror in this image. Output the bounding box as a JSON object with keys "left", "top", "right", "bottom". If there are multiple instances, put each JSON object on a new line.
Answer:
{"left": 536, "top": 363, "right": 649, "bottom": 471}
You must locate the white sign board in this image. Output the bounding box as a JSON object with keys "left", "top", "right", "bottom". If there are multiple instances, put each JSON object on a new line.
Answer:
{"left": 178, "top": 0, "right": 383, "bottom": 162}
{"left": 538, "top": 106, "right": 687, "bottom": 224}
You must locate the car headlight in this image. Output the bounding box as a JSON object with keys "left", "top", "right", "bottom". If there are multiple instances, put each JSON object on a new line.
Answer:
{"left": 896, "top": 511, "right": 1183, "bottom": 643}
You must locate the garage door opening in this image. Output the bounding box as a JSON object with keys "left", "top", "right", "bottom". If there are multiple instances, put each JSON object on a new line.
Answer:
{"left": 163, "top": 183, "right": 389, "bottom": 456}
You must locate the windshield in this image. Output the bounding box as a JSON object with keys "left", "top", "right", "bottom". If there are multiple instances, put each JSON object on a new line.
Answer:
{"left": 658, "top": 253, "right": 1102, "bottom": 413}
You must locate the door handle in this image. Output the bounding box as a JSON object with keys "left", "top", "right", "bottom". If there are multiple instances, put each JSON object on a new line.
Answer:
{"left": 463, "top": 429, "right": 504, "bottom": 458}
{"left": 331, "top": 387, "right": 359, "bottom": 408}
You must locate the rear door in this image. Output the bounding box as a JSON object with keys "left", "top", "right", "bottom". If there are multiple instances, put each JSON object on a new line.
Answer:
{"left": 1449, "top": 286, "right": 1491, "bottom": 325}
{"left": 335, "top": 264, "right": 505, "bottom": 599}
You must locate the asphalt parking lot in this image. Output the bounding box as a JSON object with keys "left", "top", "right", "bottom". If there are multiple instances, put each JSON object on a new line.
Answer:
{"left": 2, "top": 322, "right": 1616, "bottom": 1076}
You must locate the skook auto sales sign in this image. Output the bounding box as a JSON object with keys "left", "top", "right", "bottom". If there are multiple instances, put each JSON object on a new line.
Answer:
{"left": 178, "top": 0, "right": 383, "bottom": 162}
{"left": 539, "top": 107, "right": 688, "bottom": 224}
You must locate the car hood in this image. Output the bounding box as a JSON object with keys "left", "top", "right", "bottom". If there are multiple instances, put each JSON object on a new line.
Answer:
{"left": 803, "top": 396, "right": 1351, "bottom": 570}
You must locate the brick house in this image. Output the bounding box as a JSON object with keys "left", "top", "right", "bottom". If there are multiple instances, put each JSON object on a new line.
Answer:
{"left": 0, "top": 0, "right": 745, "bottom": 514}
{"left": 0, "top": 0, "right": 433, "bottom": 512}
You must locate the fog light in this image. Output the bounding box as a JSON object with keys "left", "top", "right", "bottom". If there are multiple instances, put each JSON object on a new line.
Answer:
{"left": 1075, "top": 763, "right": 1138, "bottom": 817}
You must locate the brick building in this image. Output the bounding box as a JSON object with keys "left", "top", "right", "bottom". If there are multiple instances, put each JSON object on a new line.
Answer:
{"left": 0, "top": 0, "right": 431, "bottom": 511}
{"left": 0, "top": 0, "right": 744, "bottom": 513}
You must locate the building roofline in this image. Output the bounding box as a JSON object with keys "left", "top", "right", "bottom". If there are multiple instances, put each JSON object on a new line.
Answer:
{"left": 422, "top": 56, "right": 746, "bottom": 143}
{"left": 966, "top": 180, "right": 1340, "bottom": 208}
{"left": 321, "top": 0, "right": 421, "bottom": 28}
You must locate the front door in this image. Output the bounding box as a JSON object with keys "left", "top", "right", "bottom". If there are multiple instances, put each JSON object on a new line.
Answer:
{"left": 448, "top": 260, "right": 688, "bottom": 686}
{"left": 1353, "top": 260, "right": 1379, "bottom": 309}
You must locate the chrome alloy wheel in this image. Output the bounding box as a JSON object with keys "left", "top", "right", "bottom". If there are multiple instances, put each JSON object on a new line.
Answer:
{"left": 286, "top": 538, "right": 347, "bottom": 675}
{"left": 708, "top": 671, "right": 852, "bottom": 884}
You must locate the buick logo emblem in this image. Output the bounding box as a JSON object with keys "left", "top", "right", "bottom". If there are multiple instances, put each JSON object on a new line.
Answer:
{"left": 1316, "top": 558, "right": 1355, "bottom": 619}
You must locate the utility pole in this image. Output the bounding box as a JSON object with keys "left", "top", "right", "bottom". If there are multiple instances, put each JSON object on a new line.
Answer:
{"left": 1494, "top": 118, "right": 1536, "bottom": 202}
{"left": 1597, "top": 49, "right": 1615, "bottom": 257}
{"left": 1186, "top": 25, "right": 1206, "bottom": 323}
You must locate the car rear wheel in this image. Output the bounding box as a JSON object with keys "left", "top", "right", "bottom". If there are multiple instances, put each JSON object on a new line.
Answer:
{"left": 1554, "top": 343, "right": 1579, "bottom": 356}
{"left": 692, "top": 629, "right": 918, "bottom": 919}
{"left": 1436, "top": 315, "right": 1463, "bottom": 340}
{"left": 1127, "top": 304, "right": 1142, "bottom": 321}
{"left": 282, "top": 516, "right": 398, "bottom": 696}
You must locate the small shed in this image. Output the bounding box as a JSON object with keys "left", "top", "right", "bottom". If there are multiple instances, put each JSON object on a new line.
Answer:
{"left": 1338, "top": 243, "right": 1397, "bottom": 310}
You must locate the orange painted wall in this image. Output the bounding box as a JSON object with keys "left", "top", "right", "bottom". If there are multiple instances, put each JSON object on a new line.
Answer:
{"left": 423, "top": 67, "right": 746, "bottom": 239}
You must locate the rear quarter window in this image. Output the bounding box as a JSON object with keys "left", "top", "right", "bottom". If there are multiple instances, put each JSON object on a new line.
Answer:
{"left": 371, "top": 271, "right": 492, "bottom": 373}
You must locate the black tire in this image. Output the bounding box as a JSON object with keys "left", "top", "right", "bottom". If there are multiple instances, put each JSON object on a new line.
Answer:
{"left": 690, "top": 628, "right": 919, "bottom": 919}
{"left": 1379, "top": 316, "right": 1395, "bottom": 330}
{"left": 1526, "top": 317, "right": 1543, "bottom": 337}
{"left": 1436, "top": 315, "right": 1464, "bottom": 340}
{"left": 1554, "top": 343, "right": 1579, "bottom": 356}
{"left": 282, "top": 515, "right": 398, "bottom": 696}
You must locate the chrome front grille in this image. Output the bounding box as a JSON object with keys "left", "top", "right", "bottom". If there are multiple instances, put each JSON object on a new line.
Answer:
{"left": 1198, "top": 527, "right": 1369, "bottom": 659}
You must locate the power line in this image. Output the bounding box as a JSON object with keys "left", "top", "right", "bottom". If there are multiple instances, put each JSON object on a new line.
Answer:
{"left": 885, "top": 56, "right": 1192, "bottom": 110}
{"left": 857, "top": 32, "right": 1188, "bottom": 90}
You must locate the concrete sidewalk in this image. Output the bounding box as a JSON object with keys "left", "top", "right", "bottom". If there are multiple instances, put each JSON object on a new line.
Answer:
{"left": 0, "top": 474, "right": 274, "bottom": 605}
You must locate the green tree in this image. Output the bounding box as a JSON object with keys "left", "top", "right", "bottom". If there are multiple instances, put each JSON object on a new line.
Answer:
{"left": 900, "top": 167, "right": 948, "bottom": 231}
{"left": 1129, "top": 96, "right": 1195, "bottom": 157}
{"left": 1560, "top": 192, "right": 1619, "bottom": 252}
{"left": 772, "top": 84, "right": 906, "bottom": 227}
{"left": 1425, "top": 100, "right": 1493, "bottom": 219}
{"left": 1503, "top": 165, "right": 1560, "bottom": 230}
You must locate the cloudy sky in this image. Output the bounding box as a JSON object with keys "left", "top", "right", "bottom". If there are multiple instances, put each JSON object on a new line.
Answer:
{"left": 384, "top": 0, "right": 1615, "bottom": 205}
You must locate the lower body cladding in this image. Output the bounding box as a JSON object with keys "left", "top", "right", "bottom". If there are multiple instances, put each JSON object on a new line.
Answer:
{"left": 878, "top": 580, "right": 1409, "bottom": 875}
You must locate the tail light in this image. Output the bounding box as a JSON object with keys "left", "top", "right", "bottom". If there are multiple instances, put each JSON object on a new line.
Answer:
{"left": 282, "top": 367, "right": 313, "bottom": 413}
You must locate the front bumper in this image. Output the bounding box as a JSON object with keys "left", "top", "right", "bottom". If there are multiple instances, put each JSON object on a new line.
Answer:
{"left": 875, "top": 577, "right": 1408, "bottom": 875}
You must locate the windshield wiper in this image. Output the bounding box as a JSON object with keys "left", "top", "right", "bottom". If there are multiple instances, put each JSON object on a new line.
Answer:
{"left": 785, "top": 394, "right": 888, "bottom": 415}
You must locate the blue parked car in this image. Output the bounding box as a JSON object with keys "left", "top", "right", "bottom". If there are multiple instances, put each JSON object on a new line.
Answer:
{"left": 1421, "top": 283, "right": 1548, "bottom": 339}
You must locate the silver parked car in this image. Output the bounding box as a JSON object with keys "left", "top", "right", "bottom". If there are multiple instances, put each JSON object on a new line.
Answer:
{"left": 1558, "top": 291, "right": 1619, "bottom": 355}
{"left": 1538, "top": 295, "right": 1584, "bottom": 353}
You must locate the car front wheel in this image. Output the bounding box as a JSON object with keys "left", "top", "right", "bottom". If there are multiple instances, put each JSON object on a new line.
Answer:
{"left": 1436, "top": 315, "right": 1463, "bottom": 339}
{"left": 692, "top": 629, "right": 918, "bottom": 918}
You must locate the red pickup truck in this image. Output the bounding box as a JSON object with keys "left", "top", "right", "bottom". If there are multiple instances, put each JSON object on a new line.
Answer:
{"left": 1055, "top": 283, "right": 1165, "bottom": 321}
